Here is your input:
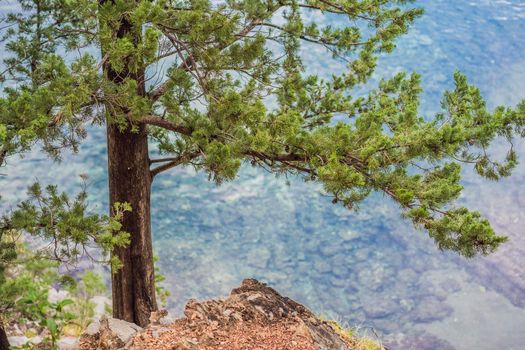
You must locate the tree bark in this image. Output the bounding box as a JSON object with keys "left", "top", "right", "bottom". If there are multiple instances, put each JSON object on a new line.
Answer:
{"left": 107, "top": 122, "right": 157, "bottom": 327}
{"left": 100, "top": 0, "right": 157, "bottom": 327}
{"left": 0, "top": 322, "right": 9, "bottom": 350}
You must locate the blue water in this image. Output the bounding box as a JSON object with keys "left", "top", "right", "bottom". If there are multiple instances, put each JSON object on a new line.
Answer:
{"left": 2, "top": 1, "right": 525, "bottom": 349}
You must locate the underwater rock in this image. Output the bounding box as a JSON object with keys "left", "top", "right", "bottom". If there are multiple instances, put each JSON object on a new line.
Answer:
{"left": 313, "top": 260, "right": 332, "bottom": 274}
{"left": 246, "top": 246, "right": 271, "bottom": 269}
{"left": 362, "top": 297, "right": 399, "bottom": 319}
{"left": 386, "top": 331, "right": 455, "bottom": 350}
{"left": 413, "top": 297, "right": 453, "bottom": 323}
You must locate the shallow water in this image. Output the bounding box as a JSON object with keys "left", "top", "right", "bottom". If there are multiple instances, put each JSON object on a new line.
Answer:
{"left": 1, "top": 1, "right": 525, "bottom": 349}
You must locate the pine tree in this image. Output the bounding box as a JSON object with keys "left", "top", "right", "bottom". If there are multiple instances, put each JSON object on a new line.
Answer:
{"left": 1, "top": 0, "right": 524, "bottom": 327}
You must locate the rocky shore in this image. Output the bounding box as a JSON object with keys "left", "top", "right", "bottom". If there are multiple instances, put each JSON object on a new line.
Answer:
{"left": 77, "top": 279, "right": 383, "bottom": 350}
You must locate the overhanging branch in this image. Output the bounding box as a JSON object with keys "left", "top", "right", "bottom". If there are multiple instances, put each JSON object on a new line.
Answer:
{"left": 148, "top": 16, "right": 268, "bottom": 103}
{"left": 142, "top": 115, "right": 193, "bottom": 135}
{"left": 150, "top": 150, "right": 201, "bottom": 177}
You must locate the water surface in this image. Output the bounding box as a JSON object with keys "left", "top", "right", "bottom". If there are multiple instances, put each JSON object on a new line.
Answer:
{"left": 1, "top": 1, "right": 525, "bottom": 349}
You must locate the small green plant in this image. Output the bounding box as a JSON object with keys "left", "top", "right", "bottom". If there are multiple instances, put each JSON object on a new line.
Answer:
{"left": 0, "top": 238, "right": 108, "bottom": 349}
{"left": 153, "top": 255, "right": 170, "bottom": 308}
{"left": 321, "top": 316, "right": 385, "bottom": 350}
{"left": 64, "top": 270, "right": 108, "bottom": 334}
{"left": 1, "top": 182, "right": 131, "bottom": 270}
{"left": 1, "top": 244, "right": 75, "bottom": 349}
{"left": 0, "top": 180, "right": 128, "bottom": 348}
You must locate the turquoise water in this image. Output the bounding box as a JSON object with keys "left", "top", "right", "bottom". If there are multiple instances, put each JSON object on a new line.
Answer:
{"left": 2, "top": 1, "right": 525, "bottom": 349}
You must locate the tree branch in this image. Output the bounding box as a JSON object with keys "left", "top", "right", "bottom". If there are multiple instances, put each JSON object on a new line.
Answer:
{"left": 150, "top": 156, "right": 187, "bottom": 164}
{"left": 148, "top": 16, "right": 267, "bottom": 102}
{"left": 150, "top": 150, "right": 201, "bottom": 177}
{"left": 142, "top": 115, "right": 193, "bottom": 135}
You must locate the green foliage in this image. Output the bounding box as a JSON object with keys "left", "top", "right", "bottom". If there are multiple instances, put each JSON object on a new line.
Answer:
{"left": 153, "top": 255, "right": 170, "bottom": 307}
{"left": 66, "top": 271, "right": 109, "bottom": 331}
{"left": 323, "top": 317, "right": 384, "bottom": 350}
{"left": 0, "top": 240, "right": 108, "bottom": 349}
{"left": 1, "top": 0, "right": 524, "bottom": 265}
{"left": 0, "top": 232, "right": 16, "bottom": 284}
{"left": 1, "top": 181, "right": 130, "bottom": 268}
{"left": 0, "top": 243, "right": 74, "bottom": 349}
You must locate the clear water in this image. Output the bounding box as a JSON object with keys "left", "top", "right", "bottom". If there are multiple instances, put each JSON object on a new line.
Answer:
{"left": 2, "top": 1, "right": 525, "bottom": 349}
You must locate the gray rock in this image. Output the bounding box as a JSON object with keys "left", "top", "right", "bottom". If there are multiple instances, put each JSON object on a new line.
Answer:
{"left": 57, "top": 336, "right": 79, "bottom": 350}
{"left": 332, "top": 265, "right": 350, "bottom": 278}
{"left": 319, "top": 241, "right": 340, "bottom": 257}
{"left": 29, "top": 335, "right": 43, "bottom": 345}
{"left": 7, "top": 336, "right": 29, "bottom": 347}
{"left": 246, "top": 247, "right": 271, "bottom": 269}
{"left": 314, "top": 260, "right": 331, "bottom": 274}
{"left": 329, "top": 275, "right": 348, "bottom": 288}
{"left": 439, "top": 278, "right": 462, "bottom": 293}
{"left": 85, "top": 320, "right": 101, "bottom": 336}
{"left": 104, "top": 317, "right": 142, "bottom": 344}
{"left": 386, "top": 331, "right": 455, "bottom": 350}
{"left": 338, "top": 230, "right": 360, "bottom": 241}
{"left": 352, "top": 249, "right": 369, "bottom": 262}
{"left": 413, "top": 297, "right": 453, "bottom": 323}
{"left": 362, "top": 298, "right": 398, "bottom": 319}
{"left": 357, "top": 263, "right": 389, "bottom": 291}
{"left": 397, "top": 268, "right": 418, "bottom": 283}
{"left": 78, "top": 317, "right": 142, "bottom": 350}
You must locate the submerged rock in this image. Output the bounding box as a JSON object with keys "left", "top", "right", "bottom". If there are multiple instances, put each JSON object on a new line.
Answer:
{"left": 386, "top": 331, "right": 455, "bottom": 350}
{"left": 413, "top": 297, "right": 453, "bottom": 323}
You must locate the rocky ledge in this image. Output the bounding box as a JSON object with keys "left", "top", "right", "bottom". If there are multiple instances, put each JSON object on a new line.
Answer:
{"left": 78, "top": 279, "right": 382, "bottom": 350}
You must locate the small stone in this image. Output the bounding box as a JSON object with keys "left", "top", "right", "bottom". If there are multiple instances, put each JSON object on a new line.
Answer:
{"left": 338, "top": 230, "right": 360, "bottom": 241}
{"left": 105, "top": 317, "right": 143, "bottom": 343}
{"left": 329, "top": 276, "right": 347, "bottom": 288}
{"left": 7, "top": 336, "right": 29, "bottom": 347}
{"left": 57, "top": 336, "right": 79, "bottom": 350}
{"left": 313, "top": 260, "right": 331, "bottom": 274}
{"left": 29, "top": 335, "right": 43, "bottom": 345}
{"left": 319, "top": 241, "right": 340, "bottom": 257}
{"left": 78, "top": 317, "right": 142, "bottom": 350}
{"left": 246, "top": 247, "right": 271, "bottom": 269}
{"left": 439, "top": 279, "right": 461, "bottom": 293}
{"left": 363, "top": 298, "right": 398, "bottom": 319}
{"left": 413, "top": 297, "right": 453, "bottom": 323}
{"left": 247, "top": 293, "right": 262, "bottom": 302}
{"left": 332, "top": 265, "right": 349, "bottom": 278}
{"left": 85, "top": 320, "right": 101, "bottom": 336}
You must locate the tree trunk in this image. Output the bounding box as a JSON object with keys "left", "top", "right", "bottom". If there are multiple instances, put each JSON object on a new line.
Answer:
{"left": 100, "top": 0, "right": 157, "bottom": 327}
{"left": 107, "top": 122, "right": 157, "bottom": 327}
{"left": 0, "top": 322, "right": 9, "bottom": 350}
